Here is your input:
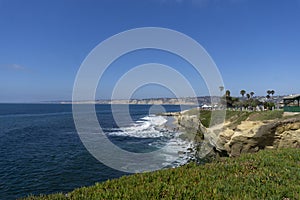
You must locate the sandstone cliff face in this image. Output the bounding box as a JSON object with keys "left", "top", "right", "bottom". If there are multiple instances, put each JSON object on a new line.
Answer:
{"left": 166, "top": 110, "right": 300, "bottom": 160}
{"left": 215, "top": 118, "right": 300, "bottom": 157}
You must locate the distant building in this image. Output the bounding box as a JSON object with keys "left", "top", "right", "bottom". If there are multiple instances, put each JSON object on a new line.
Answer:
{"left": 283, "top": 94, "right": 300, "bottom": 112}
{"left": 201, "top": 104, "right": 212, "bottom": 110}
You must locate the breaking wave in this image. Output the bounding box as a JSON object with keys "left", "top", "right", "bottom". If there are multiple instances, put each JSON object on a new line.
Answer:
{"left": 107, "top": 115, "right": 168, "bottom": 138}
{"left": 106, "top": 115, "right": 195, "bottom": 167}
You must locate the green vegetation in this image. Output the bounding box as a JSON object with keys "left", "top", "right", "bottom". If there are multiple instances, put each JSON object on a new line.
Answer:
{"left": 184, "top": 109, "right": 284, "bottom": 128}
{"left": 184, "top": 109, "right": 229, "bottom": 127}
{"left": 240, "top": 89, "right": 246, "bottom": 97}
{"left": 220, "top": 89, "right": 278, "bottom": 110}
{"left": 223, "top": 111, "right": 252, "bottom": 129}
{"left": 24, "top": 148, "right": 300, "bottom": 200}
{"left": 248, "top": 110, "right": 283, "bottom": 121}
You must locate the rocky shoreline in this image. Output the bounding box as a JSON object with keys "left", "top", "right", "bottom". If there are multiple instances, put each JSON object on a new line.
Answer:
{"left": 161, "top": 109, "right": 300, "bottom": 162}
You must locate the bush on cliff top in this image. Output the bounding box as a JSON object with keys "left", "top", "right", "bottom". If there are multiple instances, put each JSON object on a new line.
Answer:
{"left": 24, "top": 148, "right": 300, "bottom": 200}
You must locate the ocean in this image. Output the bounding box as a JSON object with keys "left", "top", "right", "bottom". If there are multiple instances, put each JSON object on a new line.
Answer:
{"left": 0, "top": 104, "right": 196, "bottom": 199}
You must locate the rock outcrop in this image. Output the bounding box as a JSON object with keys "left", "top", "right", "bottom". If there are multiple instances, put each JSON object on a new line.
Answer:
{"left": 171, "top": 110, "right": 300, "bottom": 160}
{"left": 214, "top": 117, "right": 300, "bottom": 157}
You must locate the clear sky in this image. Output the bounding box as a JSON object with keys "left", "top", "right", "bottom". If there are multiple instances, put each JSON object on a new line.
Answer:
{"left": 0, "top": 0, "right": 299, "bottom": 102}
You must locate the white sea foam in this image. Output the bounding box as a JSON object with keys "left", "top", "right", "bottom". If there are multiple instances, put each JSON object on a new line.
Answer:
{"left": 106, "top": 115, "right": 195, "bottom": 168}
{"left": 157, "top": 135, "right": 195, "bottom": 168}
{"left": 108, "top": 115, "right": 169, "bottom": 138}
{"left": 141, "top": 115, "right": 168, "bottom": 126}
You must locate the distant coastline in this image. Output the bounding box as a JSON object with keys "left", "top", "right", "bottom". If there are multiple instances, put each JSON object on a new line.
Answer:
{"left": 61, "top": 97, "right": 208, "bottom": 105}
{"left": 60, "top": 95, "right": 285, "bottom": 106}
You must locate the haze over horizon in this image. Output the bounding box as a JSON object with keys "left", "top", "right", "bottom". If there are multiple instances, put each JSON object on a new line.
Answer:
{"left": 1, "top": 0, "right": 300, "bottom": 103}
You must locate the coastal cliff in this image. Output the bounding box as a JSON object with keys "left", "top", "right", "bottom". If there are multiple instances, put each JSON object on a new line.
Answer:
{"left": 24, "top": 109, "right": 300, "bottom": 199}
{"left": 172, "top": 109, "right": 300, "bottom": 160}
{"left": 217, "top": 117, "right": 300, "bottom": 157}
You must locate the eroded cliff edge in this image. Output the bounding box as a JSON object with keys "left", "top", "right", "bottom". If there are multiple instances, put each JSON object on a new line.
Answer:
{"left": 165, "top": 109, "right": 300, "bottom": 160}
{"left": 216, "top": 117, "right": 300, "bottom": 157}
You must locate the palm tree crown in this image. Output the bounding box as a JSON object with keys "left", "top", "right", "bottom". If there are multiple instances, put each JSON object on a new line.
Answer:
{"left": 240, "top": 90, "right": 246, "bottom": 97}
{"left": 225, "top": 90, "right": 231, "bottom": 97}
{"left": 270, "top": 90, "right": 275, "bottom": 96}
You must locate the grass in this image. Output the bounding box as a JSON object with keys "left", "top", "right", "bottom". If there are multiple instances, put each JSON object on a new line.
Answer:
{"left": 183, "top": 109, "right": 253, "bottom": 128}
{"left": 248, "top": 110, "right": 284, "bottom": 121}
{"left": 183, "top": 109, "right": 285, "bottom": 128}
{"left": 184, "top": 109, "right": 227, "bottom": 128}
{"left": 23, "top": 148, "right": 300, "bottom": 200}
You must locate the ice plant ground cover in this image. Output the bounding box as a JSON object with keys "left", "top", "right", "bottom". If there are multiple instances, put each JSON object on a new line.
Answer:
{"left": 24, "top": 148, "right": 300, "bottom": 200}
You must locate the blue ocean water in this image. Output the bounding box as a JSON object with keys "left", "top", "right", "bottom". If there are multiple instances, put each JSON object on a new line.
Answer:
{"left": 0, "top": 104, "right": 195, "bottom": 199}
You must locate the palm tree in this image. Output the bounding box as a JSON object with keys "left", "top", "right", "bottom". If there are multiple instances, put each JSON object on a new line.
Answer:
{"left": 270, "top": 90, "right": 275, "bottom": 96}
{"left": 267, "top": 90, "right": 272, "bottom": 96}
{"left": 246, "top": 93, "right": 251, "bottom": 99}
{"left": 225, "top": 90, "right": 231, "bottom": 97}
{"left": 250, "top": 91, "right": 255, "bottom": 98}
{"left": 240, "top": 90, "right": 246, "bottom": 98}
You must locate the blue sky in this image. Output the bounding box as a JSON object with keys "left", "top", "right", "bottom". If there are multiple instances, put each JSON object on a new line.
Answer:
{"left": 0, "top": 0, "right": 299, "bottom": 102}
